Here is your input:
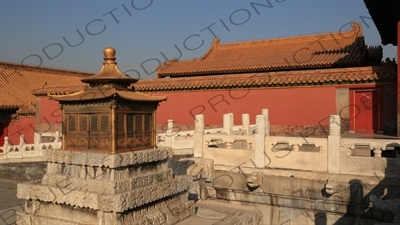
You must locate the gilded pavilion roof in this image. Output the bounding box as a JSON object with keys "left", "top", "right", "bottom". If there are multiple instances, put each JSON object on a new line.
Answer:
{"left": 50, "top": 85, "right": 167, "bottom": 102}
{"left": 50, "top": 47, "right": 167, "bottom": 103}
{"left": 80, "top": 47, "right": 138, "bottom": 85}
{"left": 157, "top": 23, "right": 375, "bottom": 78}
{"left": 0, "top": 62, "right": 92, "bottom": 111}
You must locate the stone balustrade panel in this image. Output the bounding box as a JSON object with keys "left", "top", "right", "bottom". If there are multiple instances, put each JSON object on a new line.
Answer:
{"left": 340, "top": 138, "right": 400, "bottom": 177}
{"left": 202, "top": 134, "right": 255, "bottom": 167}
{"left": 264, "top": 136, "right": 328, "bottom": 172}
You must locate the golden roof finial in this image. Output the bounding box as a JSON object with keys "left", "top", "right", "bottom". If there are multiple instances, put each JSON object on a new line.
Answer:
{"left": 103, "top": 47, "right": 116, "bottom": 63}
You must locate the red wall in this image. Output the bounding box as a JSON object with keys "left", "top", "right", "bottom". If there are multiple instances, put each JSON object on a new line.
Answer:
{"left": 156, "top": 86, "right": 336, "bottom": 126}
{"left": 40, "top": 97, "right": 62, "bottom": 124}
{"left": 8, "top": 116, "right": 35, "bottom": 145}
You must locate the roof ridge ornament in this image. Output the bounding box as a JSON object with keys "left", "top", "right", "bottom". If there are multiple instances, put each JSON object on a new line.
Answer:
{"left": 350, "top": 22, "right": 363, "bottom": 37}
{"left": 212, "top": 37, "right": 221, "bottom": 47}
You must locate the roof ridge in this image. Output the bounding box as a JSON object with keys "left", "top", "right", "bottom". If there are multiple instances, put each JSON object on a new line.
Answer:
{"left": 157, "top": 22, "right": 366, "bottom": 77}
{"left": 219, "top": 22, "right": 363, "bottom": 47}
{"left": 31, "top": 83, "right": 86, "bottom": 90}
{"left": 0, "top": 61, "right": 94, "bottom": 77}
{"left": 140, "top": 66, "right": 381, "bottom": 84}
{"left": 157, "top": 39, "right": 219, "bottom": 75}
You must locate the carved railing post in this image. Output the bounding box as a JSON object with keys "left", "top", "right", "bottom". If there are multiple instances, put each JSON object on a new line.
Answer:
{"left": 229, "top": 113, "right": 234, "bottom": 128}
{"left": 328, "top": 115, "right": 341, "bottom": 174}
{"left": 329, "top": 115, "right": 341, "bottom": 136}
{"left": 54, "top": 131, "right": 60, "bottom": 150}
{"left": 254, "top": 115, "right": 266, "bottom": 168}
{"left": 262, "top": 109, "right": 270, "bottom": 136}
{"left": 223, "top": 114, "right": 232, "bottom": 135}
{"left": 34, "top": 132, "right": 41, "bottom": 144}
{"left": 242, "top": 114, "right": 250, "bottom": 135}
{"left": 19, "top": 134, "right": 25, "bottom": 148}
{"left": 19, "top": 135, "right": 25, "bottom": 146}
{"left": 194, "top": 114, "right": 204, "bottom": 157}
{"left": 3, "top": 136, "right": 9, "bottom": 159}
{"left": 165, "top": 119, "right": 173, "bottom": 148}
{"left": 19, "top": 135, "right": 25, "bottom": 158}
{"left": 34, "top": 132, "right": 41, "bottom": 152}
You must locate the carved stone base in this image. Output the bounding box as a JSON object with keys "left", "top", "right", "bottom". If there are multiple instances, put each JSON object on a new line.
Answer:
{"left": 17, "top": 193, "right": 194, "bottom": 225}
{"left": 17, "top": 148, "right": 194, "bottom": 225}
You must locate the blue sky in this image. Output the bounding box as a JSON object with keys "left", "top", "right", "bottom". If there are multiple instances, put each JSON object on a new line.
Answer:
{"left": 0, "top": 0, "right": 397, "bottom": 80}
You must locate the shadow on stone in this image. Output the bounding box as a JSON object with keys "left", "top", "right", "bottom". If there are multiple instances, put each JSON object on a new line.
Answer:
{"left": 315, "top": 212, "right": 327, "bottom": 225}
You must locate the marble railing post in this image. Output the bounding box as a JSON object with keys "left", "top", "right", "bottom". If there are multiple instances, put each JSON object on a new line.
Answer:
{"left": 3, "top": 137, "right": 9, "bottom": 158}
{"left": 223, "top": 114, "right": 232, "bottom": 135}
{"left": 18, "top": 135, "right": 24, "bottom": 158}
{"left": 254, "top": 115, "right": 266, "bottom": 168}
{"left": 229, "top": 113, "right": 234, "bottom": 128}
{"left": 34, "top": 132, "right": 41, "bottom": 155}
{"left": 165, "top": 120, "right": 174, "bottom": 148}
{"left": 54, "top": 131, "right": 60, "bottom": 149}
{"left": 194, "top": 114, "right": 205, "bottom": 157}
{"left": 328, "top": 115, "right": 341, "bottom": 173}
{"left": 34, "top": 132, "right": 41, "bottom": 145}
{"left": 19, "top": 135, "right": 25, "bottom": 151}
{"left": 262, "top": 109, "right": 270, "bottom": 136}
{"left": 242, "top": 114, "right": 250, "bottom": 135}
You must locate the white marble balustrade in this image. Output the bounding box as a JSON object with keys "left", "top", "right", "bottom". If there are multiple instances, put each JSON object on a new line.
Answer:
{"left": 0, "top": 131, "right": 62, "bottom": 160}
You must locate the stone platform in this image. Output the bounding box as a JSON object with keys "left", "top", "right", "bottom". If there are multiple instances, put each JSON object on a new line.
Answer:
{"left": 16, "top": 147, "right": 195, "bottom": 225}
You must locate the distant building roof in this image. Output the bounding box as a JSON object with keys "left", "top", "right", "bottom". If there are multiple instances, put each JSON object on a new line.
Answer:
{"left": 136, "top": 65, "right": 397, "bottom": 92}
{"left": 157, "top": 23, "right": 380, "bottom": 78}
{"left": 31, "top": 84, "right": 88, "bottom": 96}
{"left": 0, "top": 62, "right": 93, "bottom": 111}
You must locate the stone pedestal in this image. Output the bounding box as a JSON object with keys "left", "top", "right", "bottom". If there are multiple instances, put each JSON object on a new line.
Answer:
{"left": 17, "top": 147, "right": 194, "bottom": 225}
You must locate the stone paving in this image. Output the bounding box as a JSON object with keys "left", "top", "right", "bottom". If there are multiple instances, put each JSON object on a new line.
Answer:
{"left": 177, "top": 204, "right": 238, "bottom": 225}
{"left": 0, "top": 180, "right": 24, "bottom": 225}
